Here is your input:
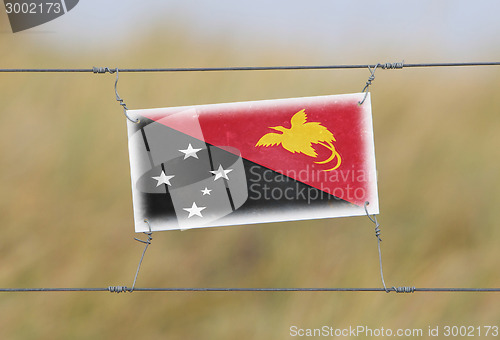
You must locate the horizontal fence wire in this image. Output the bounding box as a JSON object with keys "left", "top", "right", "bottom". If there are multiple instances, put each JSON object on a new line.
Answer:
{"left": 0, "top": 62, "right": 499, "bottom": 73}
{"left": 1, "top": 287, "right": 500, "bottom": 293}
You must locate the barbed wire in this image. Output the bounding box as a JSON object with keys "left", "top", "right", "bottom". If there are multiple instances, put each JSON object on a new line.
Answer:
{"left": 0, "top": 61, "right": 499, "bottom": 73}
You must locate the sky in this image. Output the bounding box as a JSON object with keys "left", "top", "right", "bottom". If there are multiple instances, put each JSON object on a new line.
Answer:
{"left": 2, "top": 0, "right": 500, "bottom": 62}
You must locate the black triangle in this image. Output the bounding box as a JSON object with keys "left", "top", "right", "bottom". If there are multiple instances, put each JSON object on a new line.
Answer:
{"left": 130, "top": 117, "right": 354, "bottom": 228}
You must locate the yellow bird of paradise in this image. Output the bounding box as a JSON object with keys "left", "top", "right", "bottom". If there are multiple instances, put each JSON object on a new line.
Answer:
{"left": 255, "top": 109, "right": 341, "bottom": 171}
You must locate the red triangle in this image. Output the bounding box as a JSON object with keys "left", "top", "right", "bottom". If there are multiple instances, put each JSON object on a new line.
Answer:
{"left": 139, "top": 95, "right": 377, "bottom": 206}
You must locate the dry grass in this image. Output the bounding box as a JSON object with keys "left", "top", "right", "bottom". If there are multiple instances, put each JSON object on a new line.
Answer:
{"left": 1, "top": 21, "right": 500, "bottom": 339}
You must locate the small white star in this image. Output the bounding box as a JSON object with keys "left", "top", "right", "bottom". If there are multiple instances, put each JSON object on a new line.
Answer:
{"left": 210, "top": 164, "right": 233, "bottom": 181}
{"left": 152, "top": 171, "right": 175, "bottom": 187}
{"left": 179, "top": 143, "right": 202, "bottom": 159}
{"left": 201, "top": 187, "right": 212, "bottom": 195}
{"left": 183, "top": 202, "right": 206, "bottom": 218}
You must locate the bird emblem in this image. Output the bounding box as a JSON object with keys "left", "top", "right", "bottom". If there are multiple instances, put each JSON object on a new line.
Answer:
{"left": 255, "top": 109, "right": 341, "bottom": 171}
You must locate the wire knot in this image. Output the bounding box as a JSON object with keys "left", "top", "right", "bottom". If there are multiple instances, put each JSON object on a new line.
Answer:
{"left": 364, "top": 201, "right": 382, "bottom": 242}
{"left": 108, "top": 286, "right": 129, "bottom": 293}
{"left": 365, "top": 74, "right": 375, "bottom": 87}
{"left": 134, "top": 231, "right": 153, "bottom": 245}
{"left": 380, "top": 61, "right": 404, "bottom": 70}
{"left": 391, "top": 286, "right": 415, "bottom": 293}
{"left": 374, "top": 224, "right": 382, "bottom": 241}
{"left": 362, "top": 72, "right": 376, "bottom": 93}
{"left": 358, "top": 64, "right": 379, "bottom": 105}
{"left": 92, "top": 67, "right": 116, "bottom": 74}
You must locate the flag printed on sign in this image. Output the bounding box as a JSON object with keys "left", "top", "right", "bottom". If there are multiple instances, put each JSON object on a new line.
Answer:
{"left": 127, "top": 93, "right": 379, "bottom": 232}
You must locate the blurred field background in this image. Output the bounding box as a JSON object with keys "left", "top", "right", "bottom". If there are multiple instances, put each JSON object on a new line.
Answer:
{"left": 1, "top": 2, "right": 500, "bottom": 339}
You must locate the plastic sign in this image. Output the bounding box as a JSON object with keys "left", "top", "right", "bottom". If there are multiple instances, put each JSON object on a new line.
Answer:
{"left": 126, "top": 93, "right": 379, "bottom": 232}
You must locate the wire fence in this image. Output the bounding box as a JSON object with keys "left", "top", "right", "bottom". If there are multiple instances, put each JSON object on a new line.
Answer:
{"left": 1, "top": 60, "right": 500, "bottom": 294}
{"left": 0, "top": 61, "right": 499, "bottom": 73}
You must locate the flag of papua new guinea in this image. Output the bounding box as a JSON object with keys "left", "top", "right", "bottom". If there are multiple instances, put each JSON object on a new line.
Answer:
{"left": 126, "top": 93, "right": 379, "bottom": 232}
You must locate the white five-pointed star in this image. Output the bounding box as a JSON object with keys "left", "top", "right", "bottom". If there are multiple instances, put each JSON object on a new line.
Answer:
{"left": 152, "top": 171, "right": 175, "bottom": 187}
{"left": 201, "top": 187, "right": 212, "bottom": 195}
{"left": 210, "top": 164, "right": 233, "bottom": 181}
{"left": 183, "top": 202, "right": 206, "bottom": 218}
{"left": 179, "top": 143, "right": 202, "bottom": 159}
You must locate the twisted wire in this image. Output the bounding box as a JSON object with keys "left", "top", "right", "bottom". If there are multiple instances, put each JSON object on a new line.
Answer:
{"left": 379, "top": 61, "right": 404, "bottom": 69}
{"left": 130, "top": 219, "right": 154, "bottom": 292}
{"left": 363, "top": 203, "right": 417, "bottom": 294}
{"left": 358, "top": 64, "right": 379, "bottom": 105}
{"left": 392, "top": 286, "right": 415, "bottom": 293}
{"left": 112, "top": 68, "right": 139, "bottom": 123}
{"left": 108, "top": 286, "right": 129, "bottom": 293}
{"left": 364, "top": 201, "right": 389, "bottom": 292}
{"left": 91, "top": 67, "right": 138, "bottom": 123}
